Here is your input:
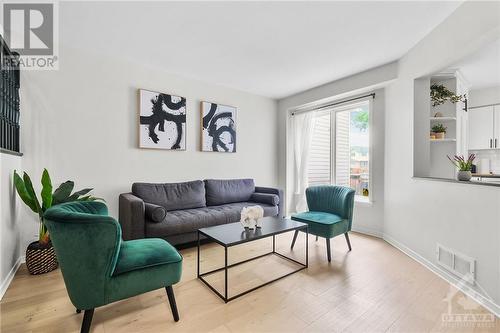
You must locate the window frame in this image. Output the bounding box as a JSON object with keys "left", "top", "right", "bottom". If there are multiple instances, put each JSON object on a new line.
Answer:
{"left": 309, "top": 98, "right": 373, "bottom": 203}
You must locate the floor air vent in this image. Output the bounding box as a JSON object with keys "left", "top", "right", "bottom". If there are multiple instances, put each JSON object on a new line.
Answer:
{"left": 436, "top": 243, "right": 475, "bottom": 284}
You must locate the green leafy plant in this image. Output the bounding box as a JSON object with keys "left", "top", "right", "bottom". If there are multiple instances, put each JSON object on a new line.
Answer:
{"left": 447, "top": 154, "right": 476, "bottom": 171}
{"left": 430, "top": 84, "right": 466, "bottom": 107}
{"left": 13, "top": 169, "right": 102, "bottom": 245}
{"left": 431, "top": 123, "right": 447, "bottom": 133}
{"left": 351, "top": 110, "right": 369, "bottom": 131}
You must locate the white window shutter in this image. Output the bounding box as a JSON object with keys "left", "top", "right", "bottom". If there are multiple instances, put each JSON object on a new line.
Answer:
{"left": 307, "top": 114, "right": 331, "bottom": 186}
{"left": 335, "top": 111, "right": 350, "bottom": 187}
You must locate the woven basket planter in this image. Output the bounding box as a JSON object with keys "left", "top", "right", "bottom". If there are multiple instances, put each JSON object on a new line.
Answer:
{"left": 26, "top": 241, "right": 58, "bottom": 275}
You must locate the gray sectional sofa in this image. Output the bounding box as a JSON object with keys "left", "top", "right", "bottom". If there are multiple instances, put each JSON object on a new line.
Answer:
{"left": 119, "top": 179, "right": 283, "bottom": 246}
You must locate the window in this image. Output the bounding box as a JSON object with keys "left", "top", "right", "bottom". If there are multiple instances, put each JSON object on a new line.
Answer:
{"left": 306, "top": 101, "right": 370, "bottom": 200}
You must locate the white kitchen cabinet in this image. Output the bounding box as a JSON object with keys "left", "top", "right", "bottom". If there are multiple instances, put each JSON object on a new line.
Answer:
{"left": 468, "top": 106, "right": 494, "bottom": 150}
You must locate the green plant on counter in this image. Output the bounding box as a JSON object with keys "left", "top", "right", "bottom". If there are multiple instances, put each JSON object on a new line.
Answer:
{"left": 447, "top": 154, "right": 476, "bottom": 171}
{"left": 13, "top": 169, "right": 103, "bottom": 244}
{"left": 431, "top": 123, "right": 447, "bottom": 133}
{"left": 430, "top": 84, "right": 466, "bottom": 107}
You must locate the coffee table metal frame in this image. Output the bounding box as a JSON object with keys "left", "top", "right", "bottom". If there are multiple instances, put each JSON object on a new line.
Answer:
{"left": 197, "top": 222, "right": 308, "bottom": 303}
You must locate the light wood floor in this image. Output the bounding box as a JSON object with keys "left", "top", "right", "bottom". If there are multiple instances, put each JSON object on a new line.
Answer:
{"left": 1, "top": 232, "right": 498, "bottom": 333}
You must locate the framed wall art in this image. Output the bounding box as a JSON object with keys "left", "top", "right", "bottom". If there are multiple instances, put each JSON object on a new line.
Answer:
{"left": 201, "top": 101, "right": 236, "bottom": 153}
{"left": 139, "top": 89, "right": 186, "bottom": 150}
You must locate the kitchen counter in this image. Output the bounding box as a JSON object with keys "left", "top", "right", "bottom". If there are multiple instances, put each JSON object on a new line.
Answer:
{"left": 413, "top": 176, "right": 500, "bottom": 187}
{"left": 471, "top": 173, "right": 500, "bottom": 178}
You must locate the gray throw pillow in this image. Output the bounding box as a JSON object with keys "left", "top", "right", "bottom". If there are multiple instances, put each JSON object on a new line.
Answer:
{"left": 144, "top": 203, "right": 167, "bottom": 223}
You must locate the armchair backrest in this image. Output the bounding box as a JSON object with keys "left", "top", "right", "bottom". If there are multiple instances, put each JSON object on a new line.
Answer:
{"left": 44, "top": 201, "right": 121, "bottom": 309}
{"left": 306, "top": 185, "right": 355, "bottom": 229}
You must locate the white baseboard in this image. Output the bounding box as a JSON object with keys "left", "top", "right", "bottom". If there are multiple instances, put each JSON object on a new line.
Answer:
{"left": 352, "top": 225, "right": 383, "bottom": 238}
{"left": 0, "top": 256, "right": 23, "bottom": 301}
{"left": 383, "top": 234, "right": 500, "bottom": 317}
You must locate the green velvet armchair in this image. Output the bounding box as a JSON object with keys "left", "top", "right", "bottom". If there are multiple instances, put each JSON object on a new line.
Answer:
{"left": 291, "top": 185, "right": 355, "bottom": 261}
{"left": 43, "top": 201, "right": 183, "bottom": 333}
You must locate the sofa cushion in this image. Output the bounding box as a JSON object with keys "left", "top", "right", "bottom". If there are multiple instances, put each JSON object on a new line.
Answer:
{"left": 222, "top": 202, "right": 278, "bottom": 219}
{"left": 132, "top": 180, "right": 206, "bottom": 211}
{"left": 144, "top": 203, "right": 166, "bottom": 223}
{"left": 113, "top": 238, "right": 182, "bottom": 276}
{"left": 204, "top": 179, "right": 255, "bottom": 206}
{"left": 145, "top": 202, "right": 277, "bottom": 238}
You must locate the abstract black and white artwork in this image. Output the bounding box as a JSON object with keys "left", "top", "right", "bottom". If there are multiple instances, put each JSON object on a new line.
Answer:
{"left": 139, "top": 89, "right": 186, "bottom": 150}
{"left": 201, "top": 101, "right": 236, "bottom": 152}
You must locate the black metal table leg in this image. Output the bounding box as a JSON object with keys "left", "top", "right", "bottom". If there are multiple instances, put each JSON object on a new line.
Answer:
{"left": 224, "top": 246, "right": 228, "bottom": 303}
{"left": 197, "top": 231, "right": 200, "bottom": 278}
{"left": 272, "top": 235, "right": 275, "bottom": 252}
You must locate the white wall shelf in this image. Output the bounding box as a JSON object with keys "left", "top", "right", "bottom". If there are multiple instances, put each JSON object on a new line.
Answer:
{"left": 430, "top": 138, "right": 456, "bottom": 142}
{"left": 430, "top": 117, "right": 456, "bottom": 121}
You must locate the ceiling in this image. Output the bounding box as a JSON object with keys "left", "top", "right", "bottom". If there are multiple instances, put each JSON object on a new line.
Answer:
{"left": 60, "top": 1, "right": 462, "bottom": 99}
{"left": 452, "top": 38, "right": 500, "bottom": 90}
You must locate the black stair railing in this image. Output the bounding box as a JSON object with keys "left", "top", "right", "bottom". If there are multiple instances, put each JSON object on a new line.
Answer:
{"left": 0, "top": 34, "right": 21, "bottom": 153}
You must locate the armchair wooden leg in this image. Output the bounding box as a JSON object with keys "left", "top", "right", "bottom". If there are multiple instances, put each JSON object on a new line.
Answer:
{"left": 76, "top": 308, "right": 81, "bottom": 313}
{"left": 290, "top": 230, "right": 299, "bottom": 249}
{"left": 166, "top": 286, "right": 180, "bottom": 322}
{"left": 344, "top": 232, "right": 352, "bottom": 251}
{"left": 316, "top": 236, "right": 318, "bottom": 241}
{"left": 80, "top": 309, "right": 94, "bottom": 333}
{"left": 326, "top": 238, "right": 331, "bottom": 262}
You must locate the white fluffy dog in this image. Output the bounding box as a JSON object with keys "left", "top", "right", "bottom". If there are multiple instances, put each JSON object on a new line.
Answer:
{"left": 240, "top": 205, "right": 264, "bottom": 229}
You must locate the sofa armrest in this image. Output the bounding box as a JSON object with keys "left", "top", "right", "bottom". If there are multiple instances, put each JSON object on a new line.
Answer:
{"left": 250, "top": 192, "right": 279, "bottom": 206}
{"left": 254, "top": 186, "right": 284, "bottom": 217}
{"left": 119, "top": 193, "right": 145, "bottom": 240}
{"left": 144, "top": 202, "right": 167, "bottom": 223}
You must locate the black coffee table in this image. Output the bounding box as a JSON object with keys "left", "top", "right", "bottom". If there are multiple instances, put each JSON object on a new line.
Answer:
{"left": 197, "top": 217, "right": 308, "bottom": 303}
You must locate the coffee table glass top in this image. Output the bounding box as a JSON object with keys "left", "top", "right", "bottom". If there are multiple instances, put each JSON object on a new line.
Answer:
{"left": 198, "top": 217, "right": 307, "bottom": 247}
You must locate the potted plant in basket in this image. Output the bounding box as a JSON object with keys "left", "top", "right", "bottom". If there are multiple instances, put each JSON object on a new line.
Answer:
{"left": 431, "top": 123, "right": 447, "bottom": 140}
{"left": 13, "top": 169, "right": 102, "bottom": 275}
{"left": 447, "top": 154, "right": 476, "bottom": 181}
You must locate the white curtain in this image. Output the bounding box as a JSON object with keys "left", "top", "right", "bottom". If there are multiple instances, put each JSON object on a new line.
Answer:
{"left": 292, "top": 111, "right": 316, "bottom": 212}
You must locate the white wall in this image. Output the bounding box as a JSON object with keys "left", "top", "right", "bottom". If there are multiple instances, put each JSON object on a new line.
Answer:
{"left": 18, "top": 45, "right": 278, "bottom": 250}
{"left": 384, "top": 0, "right": 500, "bottom": 312}
{"left": 277, "top": 62, "right": 397, "bottom": 236}
{"left": 0, "top": 153, "right": 22, "bottom": 296}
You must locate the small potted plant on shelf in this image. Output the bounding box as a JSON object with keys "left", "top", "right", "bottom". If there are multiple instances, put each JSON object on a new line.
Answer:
{"left": 13, "top": 169, "right": 102, "bottom": 275}
{"left": 430, "top": 84, "right": 466, "bottom": 107}
{"left": 431, "top": 123, "right": 447, "bottom": 140}
{"left": 447, "top": 154, "right": 476, "bottom": 181}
